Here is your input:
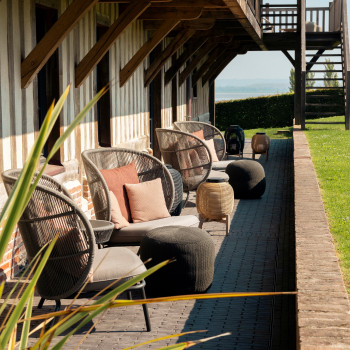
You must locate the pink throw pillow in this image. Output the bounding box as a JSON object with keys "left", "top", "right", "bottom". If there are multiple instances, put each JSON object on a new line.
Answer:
{"left": 192, "top": 130, "right": 205, "bottom": 140}
{"left": 125, "top": 178, "right": 170, "bottom": 223}
{"left": 100, "top": 162, "right": 139, "bottom": 222}
{"left": 109, "top": 191, "right": 130, "bottom": 229}
{"left": 203, "top": 139, "right": 219, "bottom": 162}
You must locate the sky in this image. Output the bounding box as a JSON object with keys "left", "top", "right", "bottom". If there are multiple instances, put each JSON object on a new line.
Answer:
{"left": 217, "top": 0, "right": 349, "bottom": 83}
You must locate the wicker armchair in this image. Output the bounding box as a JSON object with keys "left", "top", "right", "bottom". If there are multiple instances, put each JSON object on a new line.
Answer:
{"left": 156, "top": 128, "right": 229, "bottom": 205}
{"left": 81, "top": 148, "right": 199, "bottom": 245}
{"left": 1, "top": 169, "right": 151, "bottom": 331}
{"left": 174, "top": 121, "right": 226, "bottom": 161}
{"left": 173, "top": 121, "right": 236, "bottom": 171}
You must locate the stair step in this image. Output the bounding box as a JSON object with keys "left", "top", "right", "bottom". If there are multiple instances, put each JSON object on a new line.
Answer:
{"left": 306, "top": 103, "right": 344, "bottom": 107}
{"left": 305, "top": 78, "right": 343, "bottom": 81}
{"left": 306, "top": 86, "right": 343, "bottom": 89}
{"left": 305, "top": 121, "right": 345, "bottom": 124}
{"left": 306, "top": 62, "right": 342, "bottom": 64}
{"left": 306, "top": 54, "right": 342, "bottom": 57}
{"left": 305, "top": 111, "right": 342, "bottom": 116}
{"left": 306, "top": 94, "right": 344, "bottom": 98}
{"left": 309, "top": 70, "right": 343, "bottom": 72}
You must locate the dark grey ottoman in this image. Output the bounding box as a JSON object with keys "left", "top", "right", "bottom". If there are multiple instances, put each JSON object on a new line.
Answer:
{"left": 139, "top": 226, "right": 215, "bottom": 296}
{"left": 225, "top": 160, "right": 266, "bottom": 199}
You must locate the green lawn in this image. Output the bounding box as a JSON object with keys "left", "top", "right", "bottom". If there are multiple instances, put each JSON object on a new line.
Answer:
{"left": 244, "top": 126, "right": 293, "bottom": 140}
{"left": 304, "top": 116, "right": 350, "bottom": 292}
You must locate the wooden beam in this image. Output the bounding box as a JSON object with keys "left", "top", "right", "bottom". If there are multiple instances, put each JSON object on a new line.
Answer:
{"left": 120, "top": 19, "right": 180, "bottom": 87}
{"left": 139, "top": 7, "right": 203, "bottom": 20}
{"left": 282, "top": 49, "right": 295, "bottom": 67}
{"left": 203, "top": 49, "right": 239, "bottom": 85}
{"left": 178, "top": 42, "right": 217, "bottom": 86}
{"left": 305, "top": 49, "right": 325, "bottom": 72}
{"left": 144, "top": 28, "right": 196, "bottom": 87}
{"left": 103, "top": 0, "right": 226, "bottom": 7}
{"left": 222, "top": 0, "right": 265, "bottom": 50}
{"left": 164, "top": 39, "right": 205, "bottom": 85}
{"left": 192, "top": 45, "right": 225, "bottom": 86}
{"left": 75, "top": 0, "right": 151, "bottom": 88}
{"left": 21, "top": 0, "right": 99, "bottom": 88}
{"left": 294, "top": 0, "right": 306, "bottom": 128}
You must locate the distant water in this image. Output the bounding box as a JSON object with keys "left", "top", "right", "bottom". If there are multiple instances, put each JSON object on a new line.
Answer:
{"left": 215, "top": 91, "right": 282, "bottom": 102}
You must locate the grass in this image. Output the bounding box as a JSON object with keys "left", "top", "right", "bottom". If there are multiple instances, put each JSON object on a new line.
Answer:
{"left": 243, "top": 126, "right": 293, "bottom": 139}
{"left": 303, "top": 115, "right": 350, "bottom": 292}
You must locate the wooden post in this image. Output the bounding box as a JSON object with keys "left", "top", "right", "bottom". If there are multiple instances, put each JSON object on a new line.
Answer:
{"left": 171, "top": 55, "right": 178, "bottom": 124}
{"left": 295, "top": 0, "right": 306, "bottom": 128}
{"left": 150, "top": 45, "right": 163, "bottom": 159}
{"left": 342, "top": 0, "right": 350, "bottom": 130}
{"left": 209, "top": 81, "right": 215, "bottom": 125}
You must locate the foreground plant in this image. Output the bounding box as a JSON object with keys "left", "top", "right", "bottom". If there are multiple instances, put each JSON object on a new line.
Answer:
{"left": 0, "top": 86, "right": 296, "bottom": 349}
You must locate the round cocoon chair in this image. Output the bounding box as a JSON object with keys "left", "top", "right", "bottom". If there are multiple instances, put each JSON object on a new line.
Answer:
{"left": 139, "top": 226, "right": 215, "bottom": 296}
{"left": 225, "top": 160, "right": 266, "bottom": 199}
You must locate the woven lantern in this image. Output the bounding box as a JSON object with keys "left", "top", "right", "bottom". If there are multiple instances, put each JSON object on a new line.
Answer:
{"left": 196, "top": 178, "right": 234, "bottom": 235}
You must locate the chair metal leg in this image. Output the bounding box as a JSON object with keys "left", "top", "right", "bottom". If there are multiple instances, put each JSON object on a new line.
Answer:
{"left": 128, "top": 280, "right": 151, "bottom": 332}
{"left": 38, "top": 297, "right": 45, "bottom": 309}
{"left": 182, "top": 191, "right": 190, "bottom": 208}
{"left": 55, "top": 300, "right": 61, "bottom": 312}
{"left": 141, "top": 287, "right": 151, "bottom": 332}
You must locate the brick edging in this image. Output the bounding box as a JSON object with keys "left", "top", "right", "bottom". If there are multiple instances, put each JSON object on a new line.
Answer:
{"left": 294, "top": 126, "right": 350, "bottom": 349}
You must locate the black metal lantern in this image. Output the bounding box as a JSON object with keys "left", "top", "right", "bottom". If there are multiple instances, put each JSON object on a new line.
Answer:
{"left": 224, "top": 125, "right": 245, "bottom": 157}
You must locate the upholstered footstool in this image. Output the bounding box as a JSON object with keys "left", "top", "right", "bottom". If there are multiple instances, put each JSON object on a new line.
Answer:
{"left": 139, "top": 226, "right": 215, "bottom": 296}
{"left": 225, "top": 160, "right": 266, "bottom": 199}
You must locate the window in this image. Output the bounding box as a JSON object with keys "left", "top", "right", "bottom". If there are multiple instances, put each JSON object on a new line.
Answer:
{"left": 96, "top": 24, "right": 111, "bottom": 147}
{"left": 36, "top": 4, "right": 61, "bottom": 164}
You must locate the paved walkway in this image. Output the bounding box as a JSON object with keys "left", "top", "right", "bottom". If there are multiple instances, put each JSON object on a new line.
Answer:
{"left": 9, "top": 139, "right": 296, "bottom": 349}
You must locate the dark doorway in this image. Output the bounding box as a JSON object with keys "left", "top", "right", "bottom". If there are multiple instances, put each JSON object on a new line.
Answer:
{"left": 36, "top": 5, "right": 60, "bottom": 164}
{"left": 96, "top": 24, "right": 111, "bottom": 147}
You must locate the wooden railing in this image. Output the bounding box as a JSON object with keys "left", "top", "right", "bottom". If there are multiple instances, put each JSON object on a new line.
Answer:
{"left": 261, "top": 1, "right": 342, "bottom": 33}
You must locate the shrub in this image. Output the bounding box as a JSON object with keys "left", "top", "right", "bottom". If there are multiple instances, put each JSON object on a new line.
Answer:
{"left": 215, "top": 89, "right": 344, "bottom": 131}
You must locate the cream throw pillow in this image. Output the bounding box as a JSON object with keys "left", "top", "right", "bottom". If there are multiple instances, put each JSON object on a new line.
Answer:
{"left": 203, "top": 139, "right": 219, "bottom": 162}
{"left": 125, "top": 178, "right": 170, "bottom": 223}
{"left": 109, "top": 191, "right": 130, "bottom": 229}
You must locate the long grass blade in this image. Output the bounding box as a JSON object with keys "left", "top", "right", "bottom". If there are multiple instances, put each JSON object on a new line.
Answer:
{"left": 123, "top": 331, "right": 207, "bottom": 350}
{"left": 19, "top": 288, "right": 34, "bottom": 350}
{"left": 156, "top": 332, "right": 231, "bottom": 350}
{"left": 31, "top": 260, "right": 171, "bottom": 349}
{"left": 0, "top": 237, "right": 57, "bottom": 348}
{"left": 0, "top": 85, "right": 70, "bottom": 261}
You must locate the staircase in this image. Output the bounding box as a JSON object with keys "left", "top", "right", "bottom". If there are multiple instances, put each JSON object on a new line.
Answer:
{"left": 304, "top": 42, "right": 345, "bottom": 125}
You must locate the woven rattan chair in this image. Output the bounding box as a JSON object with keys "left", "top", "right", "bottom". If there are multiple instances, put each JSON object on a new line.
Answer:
{"left": 174, "top": 121, "right": 226, "bottom": 161}
{"left": 156, "top": 128, "right": 229, "bottom": 206}
{"left": 173, "top": 121, "right": 236, "bottom": 171}
{"left": 81, "top": 148, "right": 199, "bottom": 245}
{"left": 1, "top": 169, "right": 151, "bottom": 331}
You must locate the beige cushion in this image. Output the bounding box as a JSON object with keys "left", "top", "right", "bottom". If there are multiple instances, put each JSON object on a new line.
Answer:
{"left": 100, "top": 162, "right": 139, "bottom": 222}
{"left": 125, "top": 178, "right": 170, "bottom": 223}
{"left": 211, "top": 160, "right": 236, "bottom": 171}
{"left": 109, "top": 215, "right": 200, "bottom": 244}
{"left": 84, "top": 246, "right": 146, "bottom": 292}
{"left": 191, "top": 130, "right": 205, "bottom": 140}
{"left": 109, "top": 191, "right": 129, "bottom": 229}
{"left": 204, "top": 139, "right": 219, "bottom": 162}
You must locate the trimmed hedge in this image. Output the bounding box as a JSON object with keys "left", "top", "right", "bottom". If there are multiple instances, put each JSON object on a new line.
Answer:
{"left": 215, "top": 89, "right": 344, "bottom": 130}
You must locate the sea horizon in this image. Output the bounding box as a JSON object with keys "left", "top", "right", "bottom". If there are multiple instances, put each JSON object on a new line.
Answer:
{"left": 215, "top": 91, "right": 288, "bottom": 102}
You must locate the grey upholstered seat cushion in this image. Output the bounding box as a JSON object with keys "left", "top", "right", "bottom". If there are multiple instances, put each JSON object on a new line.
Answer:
{"left": 84, "top": 246, "right": 146, "bottom": 292}
{"left": 109, "top": 215, "right": 200, "bottom": 244}
{"left": 211, "top": 160, "right": 236, "bottom": 171}
{"left": 208, "top": 169, "right": 229, "bottom": 181}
